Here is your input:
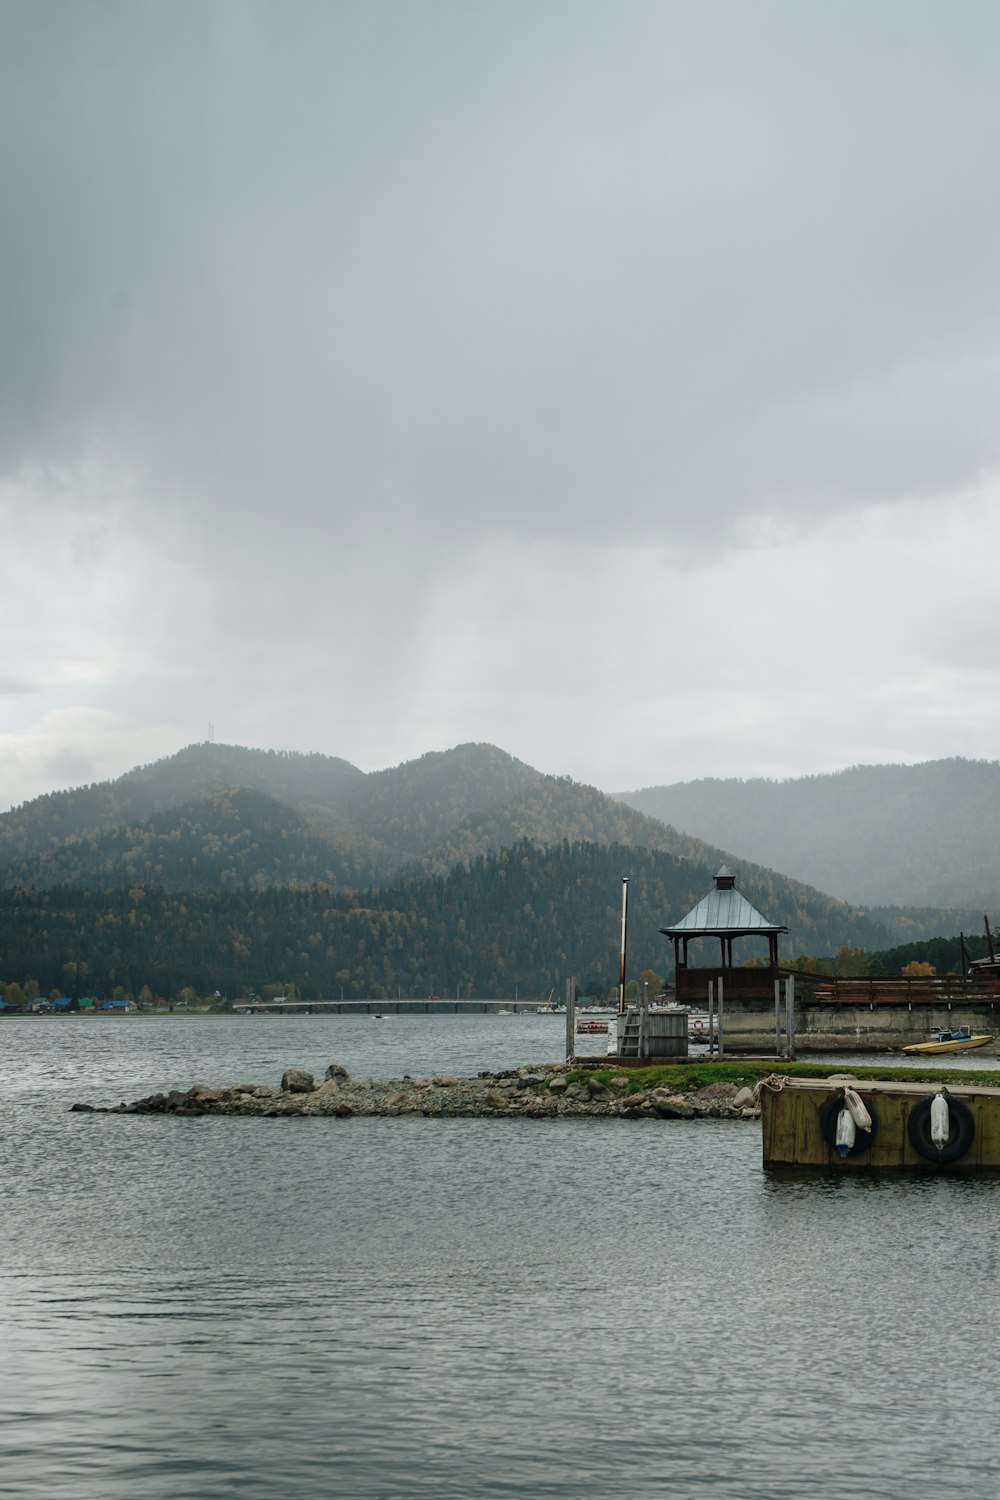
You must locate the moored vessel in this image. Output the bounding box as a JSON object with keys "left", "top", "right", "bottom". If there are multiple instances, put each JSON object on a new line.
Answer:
{"left": 901, "top": 1025, "right": 993, "bottom": 1055}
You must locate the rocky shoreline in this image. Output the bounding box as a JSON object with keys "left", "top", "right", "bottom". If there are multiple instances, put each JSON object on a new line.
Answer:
{"left": 71, "top": 1062, "right": 764, "bottom": 1121}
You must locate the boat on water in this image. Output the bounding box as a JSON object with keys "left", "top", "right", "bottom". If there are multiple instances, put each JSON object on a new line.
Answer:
{"left": 575, "top": 1004, "right": 617, "bottom": 1033}
{"left": 902, "top": 1025, "right": 993, "bottom": 1056}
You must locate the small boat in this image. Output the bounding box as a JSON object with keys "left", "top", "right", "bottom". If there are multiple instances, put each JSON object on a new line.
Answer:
{"left": 902, "top": 1026, "right": 993, "bottom": 1055}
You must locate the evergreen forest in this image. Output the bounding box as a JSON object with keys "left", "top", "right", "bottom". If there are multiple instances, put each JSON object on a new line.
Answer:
{"left": 0, "top": 840, "right": 898, "bottom": 1004}
{"left": 0, "top": 741, "right": 995, "bottom": 1004}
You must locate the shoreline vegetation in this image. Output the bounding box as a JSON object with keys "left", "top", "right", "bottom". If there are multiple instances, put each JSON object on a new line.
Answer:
{"left": 71, "top": 1059, "right": 1000, "bottom": 1121}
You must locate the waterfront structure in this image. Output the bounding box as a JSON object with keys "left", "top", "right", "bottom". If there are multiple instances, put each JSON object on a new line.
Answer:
{"left": 760, "top": 1075, "right": 1000, "bottom": 1171}
{"left": 660, "top": 865, "right": 787, "bottom": 1007}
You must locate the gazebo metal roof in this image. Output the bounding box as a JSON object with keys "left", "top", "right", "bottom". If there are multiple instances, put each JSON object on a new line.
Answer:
{"left": 660, "top": 865, "right": 787, "bottom": 938}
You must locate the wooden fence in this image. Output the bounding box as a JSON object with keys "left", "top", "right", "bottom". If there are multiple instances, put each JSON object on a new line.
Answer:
{"left": 780, "top": 969, "right": 999, "bottom": 1008}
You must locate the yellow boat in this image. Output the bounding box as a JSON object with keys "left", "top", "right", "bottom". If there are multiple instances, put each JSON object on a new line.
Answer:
{"left": 902, "top": 1026, "right": 993, "bottom": 1056}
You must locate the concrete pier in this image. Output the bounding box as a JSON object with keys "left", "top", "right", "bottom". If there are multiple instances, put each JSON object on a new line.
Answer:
{"left": 717, "top": 997, "right": 999, "bottom": 1054}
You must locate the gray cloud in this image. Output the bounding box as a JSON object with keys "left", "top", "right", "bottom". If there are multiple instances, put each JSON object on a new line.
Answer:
{"left": 5, "top": 2, "right": 1000, "bottom": 548}
{"left": 2, "top": 2, "right": 999, "bottom": 807}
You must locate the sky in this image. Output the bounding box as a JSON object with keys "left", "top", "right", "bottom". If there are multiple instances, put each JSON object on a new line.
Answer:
{"left": 3, "top": 0, "right": 1000, "bottom": 812}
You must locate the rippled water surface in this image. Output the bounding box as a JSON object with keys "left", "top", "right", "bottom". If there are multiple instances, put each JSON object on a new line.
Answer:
{"left": 3, "top": 1014, "right": 999, "bottom": 1499}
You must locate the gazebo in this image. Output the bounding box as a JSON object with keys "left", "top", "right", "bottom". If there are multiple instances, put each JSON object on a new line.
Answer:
{"left": 660, "top": 865, "right": 787, "bottom": 1007}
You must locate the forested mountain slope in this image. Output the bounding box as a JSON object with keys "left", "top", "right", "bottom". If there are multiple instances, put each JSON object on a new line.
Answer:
{"left": 0, "top": 740, "right": 757, "bottom": 891}
{"left": 0, "top": 841, "right": 897, "bottom": 1003}
{"left": 4, "top": 742, "right": 992, "bottom": 1007}
{"left": 411, "top": 779, "right": 731, "bottom": 877}
{"left": 0, "top": 742, "right": 544, "bottom": 885}
{"left": 616, "top": 758, "right": 1000, "bottom": 909}
{"left": 0, "top": 788, "right": 374, "bottom": 892}
{"left": 339, "top": 742, "right": 544, "bottom": 863}
{"left": 0, "top": 744, "right": 367, "bottom": 871}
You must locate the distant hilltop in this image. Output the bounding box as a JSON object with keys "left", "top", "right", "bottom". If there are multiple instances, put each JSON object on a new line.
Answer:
{"left": 616, "top": 757, "right": 1000, "bottom": 911}
{"left": 0, "top": 741, "right": 995, "bottom": 1004}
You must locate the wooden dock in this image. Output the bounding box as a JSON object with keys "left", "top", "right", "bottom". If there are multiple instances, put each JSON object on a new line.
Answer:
{"left": 760, "top": 1075, "right": 1000, "bottom": 1171}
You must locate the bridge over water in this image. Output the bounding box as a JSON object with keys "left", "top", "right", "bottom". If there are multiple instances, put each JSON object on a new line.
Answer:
{"left": 231, "top": 999, "right": 553, "bottom": 1016}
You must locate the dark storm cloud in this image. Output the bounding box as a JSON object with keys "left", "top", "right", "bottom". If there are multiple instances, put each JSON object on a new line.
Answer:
{"left": 3, "top": 1, "right": 1000, "bottom": 811}
{"left": 4, "top": 0, "right": 1000, "bottom": 563}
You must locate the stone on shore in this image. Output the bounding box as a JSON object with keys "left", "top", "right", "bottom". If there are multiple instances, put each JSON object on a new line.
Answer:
{"left": 281, "top": 1068, "right": 315, "bottom": 1093}
{"left": 649, "top": 1089, "right": 696, "bottom": 1119}
{"left": 73, "top": 1063, "right": 766, "bottom": 1125}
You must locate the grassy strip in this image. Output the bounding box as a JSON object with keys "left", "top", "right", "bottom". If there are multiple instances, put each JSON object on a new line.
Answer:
{"left": 567, "top": 1059, "right": 1000, "bottom": 1095}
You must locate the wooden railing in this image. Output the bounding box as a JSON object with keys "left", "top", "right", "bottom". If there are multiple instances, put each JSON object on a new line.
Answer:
{"left": 779, "top": 969, "right": 999, "bottom": 1007}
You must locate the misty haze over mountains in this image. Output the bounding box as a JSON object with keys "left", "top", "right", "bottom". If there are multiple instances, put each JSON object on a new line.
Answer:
{"left": 7, "top": 739, "right": 992, "bottom": 1003}
{"left": 0, "top": 741, "right": 721, "bottom": 890}
{"left": 616, "top": 758, "right": 1000, "bottom": 910}
{"left": 1, "top": 741, "right": 997, "bottom": 925}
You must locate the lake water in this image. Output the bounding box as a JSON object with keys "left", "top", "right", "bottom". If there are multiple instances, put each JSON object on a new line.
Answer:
{"left": 3, "top": 1013, "right": 1000, "bottom": 1499}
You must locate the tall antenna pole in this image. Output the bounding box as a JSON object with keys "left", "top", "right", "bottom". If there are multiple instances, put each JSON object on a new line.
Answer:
{"left": 618, "top": 876, "right": 629, "bottom": 1015}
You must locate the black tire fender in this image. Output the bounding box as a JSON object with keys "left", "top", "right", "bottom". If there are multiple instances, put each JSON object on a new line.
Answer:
{"left": 907, "top": 1094, "right": 976, "bottom": 1165}
{"left": 819, "top": 1090, "right": 878, "bottom": 1156}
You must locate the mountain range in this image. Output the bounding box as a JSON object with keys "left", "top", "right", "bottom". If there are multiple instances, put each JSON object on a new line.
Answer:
{"left": 0, "top": 742, "right": 995, "bottom": 1001}
{"left": 0, "top": 741, "right": 744, "bottom": 892}
{"left": 615, "top": 758, "right": 1000, "bottom": 910}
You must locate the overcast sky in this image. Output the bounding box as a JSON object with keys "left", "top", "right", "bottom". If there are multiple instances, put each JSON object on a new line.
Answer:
{"left": 2, "top": 0, "right": 999, "bottom": 811}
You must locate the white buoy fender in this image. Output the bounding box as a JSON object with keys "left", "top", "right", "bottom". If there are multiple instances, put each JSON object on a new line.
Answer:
{"left": 843, "top": 1088, "right": 873, "bottom": 1132}
{"left": 835, "top": 1107, "right": 857, "bottom": 1157}
{"left": 907, "top": 1092, "right": 974, "bottom": 1164}
{"left": 930, "top": 1093, "right": 951, "bottom": 1151}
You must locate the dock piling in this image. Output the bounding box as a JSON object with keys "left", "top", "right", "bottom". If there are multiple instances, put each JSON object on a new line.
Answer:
{"left": 565, "top": 976, "right": 576, "bottom": 1061}
{"left": 717, "top": 973, "right": 725, "bottom": 1057}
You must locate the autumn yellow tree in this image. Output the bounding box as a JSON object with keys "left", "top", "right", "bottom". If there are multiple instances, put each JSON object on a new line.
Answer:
{"left": 639, "top": 968, "right": 662, "bottom": 1002}
{"left": 4, "top": 982, "right": 25, "bottom": 1011}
